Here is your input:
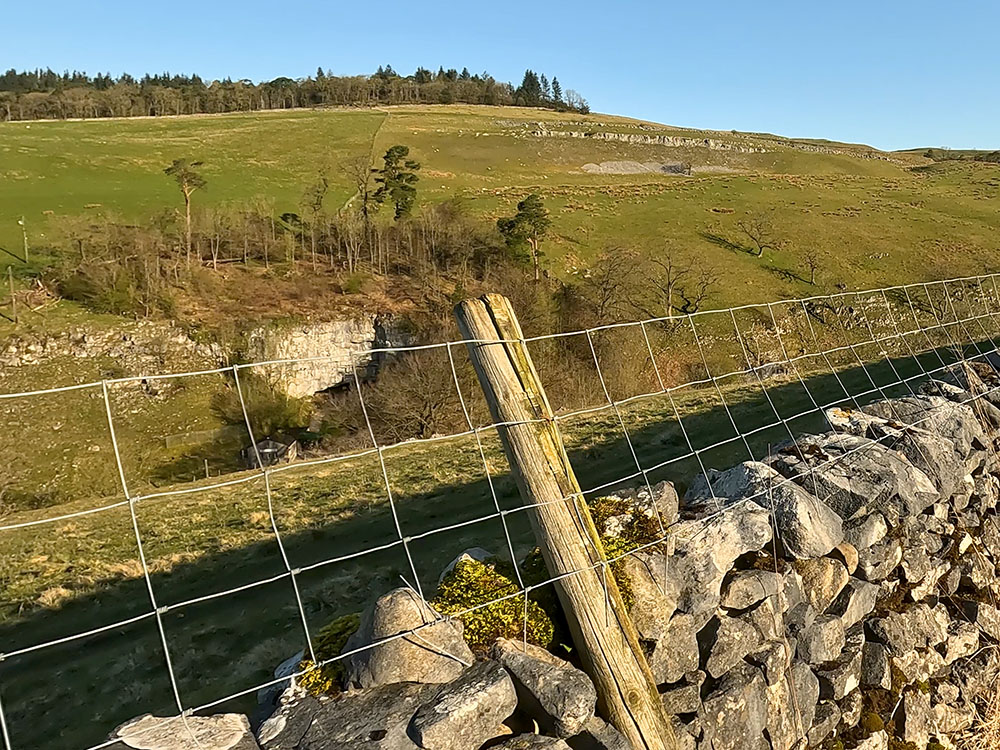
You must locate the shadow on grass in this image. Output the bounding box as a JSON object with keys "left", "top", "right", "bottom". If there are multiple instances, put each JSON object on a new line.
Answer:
{"left": 699, "top": 230, "right": 750, "bottom": 255}
{"left": 0, "top": 339, "right": 990, "bottom": 750}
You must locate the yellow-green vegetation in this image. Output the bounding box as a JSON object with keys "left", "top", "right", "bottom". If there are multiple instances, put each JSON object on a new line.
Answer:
{"left": 297, "top": 612, "right": 361, "bottom": 696}
{"left": 1, "top": 103, "right": 998, "bottom": 750}
{"left": 2, "top": 104, "right": 999, "bottom": 323}
{"left": 432, "top": 557, "right": 555, "bottom": 652}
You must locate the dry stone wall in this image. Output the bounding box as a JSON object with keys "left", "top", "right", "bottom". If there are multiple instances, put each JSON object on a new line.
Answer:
{"left": 108, "top": 364, "right": 1000, "bottom": 750}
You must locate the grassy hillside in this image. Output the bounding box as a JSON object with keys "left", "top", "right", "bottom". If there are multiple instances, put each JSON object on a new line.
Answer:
{"left": 2, "top": 104, "right": 998, "bottom": 323}
{"left": 1, "top": 104, "right": 999, "bottom": 749}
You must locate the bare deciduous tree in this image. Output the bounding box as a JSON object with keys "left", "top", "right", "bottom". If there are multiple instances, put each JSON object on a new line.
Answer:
{"left": 737, "top": 210, "right": 783, "bottom": 257}
{"left": 802, "top": 246, "right": 824, "bottom": 285}
{"left": 634, "top": 250, "right": 719, "bottom": 317}
{"left": 341, "top": 156, "right": 375, "bottom": 225}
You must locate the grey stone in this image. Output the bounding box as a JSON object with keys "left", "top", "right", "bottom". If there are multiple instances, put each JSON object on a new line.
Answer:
{"left": 704, "top": 616, "right": 764, "bottom": 678}
{"left": 650, "top": 614, "right": 699, "bottom": 684}
{"left": 960, "top": 552, "right": 995, "bottom": 591}
{"left": 343, "top": 588, "right": 473, "bottom": 689}
{"left": 739, "top": 594, "right": 788, "bottom": 642}
{"left": 666, "top": 717, "right": 696, "bottom": 750}
{"left": 982, "top": 514, "right": 1000, "bottom": 557}
{"left": 793, "top": 557, "right": 849, "bottom": 612}
{"left": 565, "top": 717, "right": 632, "bottom": 750}
{"left": 684, "top": 462, "right": 843, "bottom": 558}
{"left": 828, "top": 579, "right": 879, "bottom": 630}
{"left": 856, "top": 537, "right": 903, "bottom": 582}
{"left": 900, "top": 690, "right": 933, "bottom": 748}
{"left": 854, "top": 730, "right": 889, "bottom": 750}
{"left": 798, "top": 615, "right": 846, "bottom": 665}
{"left": 806, "top": 701, "right": 840, "bottom": 746}
{"left": 952, "top": 648, "right": 1000, "bottom": 702}
{"left": 660, "top": 674, "right": 703, "bottom": 715}
{"left": 866, "top": 395, "right": 987, "bottom": 462}
{"left": 301, "top": 682, "right": 434, "bottom": 750}
{"left": 861, "top": 642, "right": 892, "bottom": 690}
{"left": 933, "top": 702, "right": 976, "bottom": 733}
{"left": 839, "top": 689, "right": 863, "bottom": 727}
{"left": 257, "top": 691, "right": 321, "bottom": 750}
{"left": 936, "top": 682, "right": 960, "bottom": 705}
{"left": 408, "top": 660, "right": 517, "bottom": 750}
{"left": 893, "top": 648, "right": 946, "bottom": 684}
{"left": 670, "top": 500, "right": 773, "bottom": 616}
{"left": 747, "top": 641, "right": 792, "bottom": 686}
{"left": 622, "top": 553, "right": 682, "bottom": 682}
{"left": 867, "top": 603, "right": 950, "bottom": 655}
{"left": 492, "top": 638, "right": 596, "bottom": 738}
{"left": 699, "top": 663, "right": 767, "bottom": 750}
{"left": 831, "top": 541, "right": 860, "bottom": 575}
{"left": 961, "top": 600, "right": 1000, "bottom": 640}
{"left": 945, "top": 621, "right": 980, "bottom": 664}
{"left": 843, "top": 513, "right": 888, "bottom": 551}
{"left": 720, "top": 570, "right": 781, "bottom": 610}
{"left": 816, "top": 637, "right": 863, "bottom": 700}
{"left": 768, "top": 432, "right": 938, "bottom": 522}
{"left": 764, "top": 661, "right": 818, "bottom": 750}
{"left": 829, "top": 403, "right": 968, "bottom": 500}
{"left": 940, "top": 565, "right": 962, "bottom": 596}
{"left": 113, "top": 714, "right": 260, "bottom": 750}
{"left": 492, "top": 736, "right": 572, "bottom": 750}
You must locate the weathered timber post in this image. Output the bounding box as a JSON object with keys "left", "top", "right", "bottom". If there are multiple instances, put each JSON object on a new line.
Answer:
{"left": 455, "top": 293, "right": 676, "bottom": 750}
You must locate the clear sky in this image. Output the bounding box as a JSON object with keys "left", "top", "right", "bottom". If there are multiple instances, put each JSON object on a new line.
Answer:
{"left": 5, "top": 0, "right": 997, "bottom": 151}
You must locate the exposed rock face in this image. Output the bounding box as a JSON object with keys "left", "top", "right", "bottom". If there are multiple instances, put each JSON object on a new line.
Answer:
{"left": 343, "top": 588, "right": 473, "bottom": 689}
{"left": 247, "top": 316, "right": 410, "bottom": 398}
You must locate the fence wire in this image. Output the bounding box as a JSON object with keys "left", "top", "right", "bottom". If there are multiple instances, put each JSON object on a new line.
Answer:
{"left": 3, "top": 273, "right": 1000, "bottom": 750}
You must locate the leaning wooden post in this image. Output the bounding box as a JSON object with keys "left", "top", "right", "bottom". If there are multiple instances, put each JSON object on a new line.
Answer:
{"left": 455, "top": 294, "right": 675, "bottom": 750}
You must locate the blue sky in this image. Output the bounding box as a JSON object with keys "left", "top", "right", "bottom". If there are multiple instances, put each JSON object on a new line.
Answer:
{"left": 5, "top": 0, "right": 997, "bottom": 151}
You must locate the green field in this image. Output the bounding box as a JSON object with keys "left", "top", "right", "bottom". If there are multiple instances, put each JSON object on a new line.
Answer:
{"left": 1, "top": 105, "right": 999, "bottom": 749}
{"left": 2, "top": 104, "right": 998, "bottom": 319}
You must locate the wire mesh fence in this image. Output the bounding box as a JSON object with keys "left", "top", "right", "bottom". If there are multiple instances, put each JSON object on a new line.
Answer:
{"left": 4, "top": 273, "right": 1000, "bottom": 749}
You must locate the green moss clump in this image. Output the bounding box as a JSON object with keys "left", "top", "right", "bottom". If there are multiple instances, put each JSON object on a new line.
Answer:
{"left": 587, "top": 494, "right": 671, "bottom": 613}
{"left": 432, "top": 557, "right": 555, "bottom": 653}
{"left": 297, "top": 612, "right": 361, "bottom": 697}
{"left": 860, "top": 711, "right": 885, "bottom": 734}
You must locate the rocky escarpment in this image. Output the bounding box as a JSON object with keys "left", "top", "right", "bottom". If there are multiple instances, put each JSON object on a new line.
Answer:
{"left": 0, "top": 314, "right": 410, "bottom": 399}
{"left": 108, "top": 364, "right": 1000, "bottom": 750}
{"left": 524, "top": 126, "right": 908, "bottom": 164}
{"left": 0, "top": 321, "right": 221, "bottom": 375}
{"left": 245, "top": 316, "right": 412, "bottom": 398}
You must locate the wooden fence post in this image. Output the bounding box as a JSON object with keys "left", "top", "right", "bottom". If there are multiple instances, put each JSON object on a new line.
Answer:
{"left": 8, "top": 266, "right": 17, "bottom": 325}
{"left": 455, "top": 293, "right": 675, "bottom": 750}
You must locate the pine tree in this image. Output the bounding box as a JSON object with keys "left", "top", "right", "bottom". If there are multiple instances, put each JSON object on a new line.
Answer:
{"left": 540, "top": 74, "right": 551, "bottom": 101}
{"left": 551, "top": 77, "right": 563, "bottom": 103}
{"left": 373, "top": 145, "right": 421, "bottom": 220}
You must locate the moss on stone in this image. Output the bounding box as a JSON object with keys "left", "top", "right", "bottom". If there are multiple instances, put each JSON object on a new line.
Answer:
{"left": 432, "top": 557, "right": 555, "bottom": 653}
{"left": 297, "top": 612, "right": 361, "bottom": 697}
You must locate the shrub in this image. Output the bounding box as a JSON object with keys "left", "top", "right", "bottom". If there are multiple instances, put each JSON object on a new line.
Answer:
{"left": 432, "top": 557, "right": 555, "bottom": 653}
{"left": 210, "top": 372, "right": 312, "bottom": 438}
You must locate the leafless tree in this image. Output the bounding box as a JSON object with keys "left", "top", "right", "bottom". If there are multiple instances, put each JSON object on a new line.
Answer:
{"left": 579, "top": 248, "right": 642, "bottom": 321}
{"left": 737, "top": 210, "right": 783, "bottom": 257}
{"left": 341, "top": 156, "right": 375, "bottom": 225}
{"left": 634, "top": 250, "right": 719, "bottom": 317}
{"left": 802, "top": 247, "right": 824, "bottom": 285}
